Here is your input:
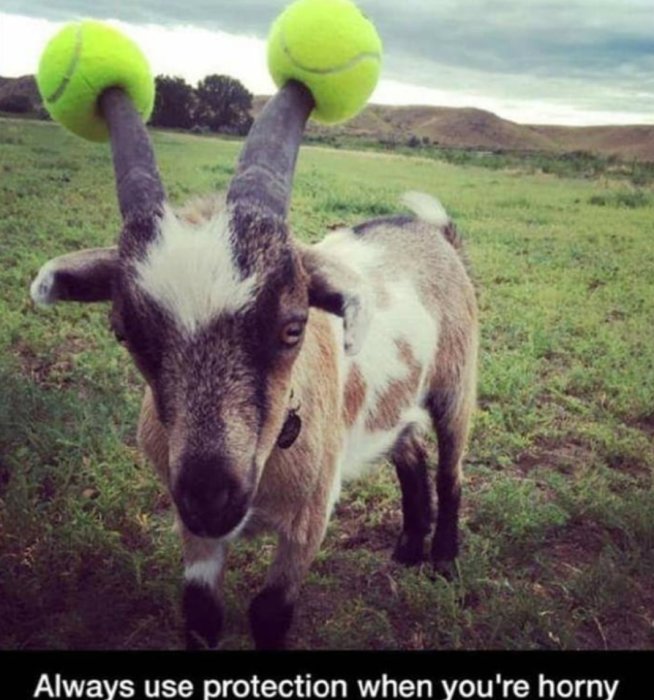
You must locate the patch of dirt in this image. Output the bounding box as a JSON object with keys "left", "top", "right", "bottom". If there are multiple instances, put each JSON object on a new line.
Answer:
{"left": 12, "top": 337, "right": 87, "bottom": 388}
{"left": 526, "top": 521, "right": 654, "bottom": 649}
{"left": 297, "top": 548, "right": 430, "bottom": 649}
{"left": 515, "top": 439, "right": 596, "bottom": 477}
{"left": 332, "top": 500, "right": 402, "bottom": 553}
{"left": 290, "top": 486, "right": 438, "bottom": 648}
{"left": 574, "top": 578, "right": 654, "bottom": 650}
{"left": 634, "top": 412, "right": 654, "bottom": 438}
{"left": 546, "top": 522, "right": 606, "bottom": 578}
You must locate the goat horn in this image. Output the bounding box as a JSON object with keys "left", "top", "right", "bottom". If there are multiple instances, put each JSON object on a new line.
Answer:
{"left": 99, "top": 87, "right": 166, "bottom": 245}
{"left": 227, "top": 80, "right": 314, "bottom": 220}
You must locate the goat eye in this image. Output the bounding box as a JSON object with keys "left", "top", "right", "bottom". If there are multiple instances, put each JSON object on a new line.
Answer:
{"left": 280, "top": 321, "right": 304, "bottom": 347}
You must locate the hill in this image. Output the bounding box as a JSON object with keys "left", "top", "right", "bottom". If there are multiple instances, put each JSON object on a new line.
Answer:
{"left": 533, "top": 124, "right": 654, "bottom": 162}
{"left": 254, "top": 95, "right": 654, "bottom": 161}
{"left": 0, "top": 75, "right": 41, "bottom": 111}
{"left": 3, "top": 75, "right": 653, "bottom": 161}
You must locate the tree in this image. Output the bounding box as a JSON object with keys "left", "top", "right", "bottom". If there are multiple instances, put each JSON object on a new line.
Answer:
{"left": 0, "top": 94, "right": 32, "bottom": 113}
{"left": 150, "top": 75, "right": 196, "bottom": 129}
{"left": 195, "top": 75, "right": 253, "bottom": 135}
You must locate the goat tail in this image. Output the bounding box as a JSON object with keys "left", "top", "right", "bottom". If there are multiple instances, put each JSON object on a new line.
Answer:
{"left": 401, "top": 191, "right": 465, "bottom": 254}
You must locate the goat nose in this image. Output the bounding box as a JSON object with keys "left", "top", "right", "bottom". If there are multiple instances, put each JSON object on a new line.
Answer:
{"left": 174, "top": 455, "right": 248, "bottom": 538}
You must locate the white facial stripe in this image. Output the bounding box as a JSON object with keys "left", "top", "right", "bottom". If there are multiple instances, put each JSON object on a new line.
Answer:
{"left": 135, "top": 206, "right": 258, "bottom": 334}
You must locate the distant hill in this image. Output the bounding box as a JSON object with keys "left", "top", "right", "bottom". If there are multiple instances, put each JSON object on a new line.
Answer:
{"left": 254, "top": 96, "right": 654, "bottom": 162}
{"left": 367, "top": 105, "right": 556, "bottom": 151}
{"left": 0, "top": 75, "right": 41, "bottom": 110}
{"left": 532, "top": 124, "right": 654, "bottom": 162}
{"left": 2, "top": 75, "right": 652, "bottom": 162}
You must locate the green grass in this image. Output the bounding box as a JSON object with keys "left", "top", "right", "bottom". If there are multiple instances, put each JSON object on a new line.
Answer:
{"left": 305, "top": 133, "right": 654, "bottom": 187}
{"left": 1, "top": 118, "right": 653, "bottom": 650}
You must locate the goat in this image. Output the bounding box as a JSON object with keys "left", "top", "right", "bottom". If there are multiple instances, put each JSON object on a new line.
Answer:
{"left": 30, "top": 81, "right": 478, "bottom": 649}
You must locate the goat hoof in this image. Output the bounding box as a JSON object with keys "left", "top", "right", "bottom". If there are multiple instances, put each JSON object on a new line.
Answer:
{"left": 430, "top": 558, "right": 457, "bottom": 582}
{"left": 182, "top": 581, "right": 223, "bottom": 650}
{"left": 249, "top": 585, "right": 294, "bottom": 650}
{"left": 392, "top": 532, "right": 426, "bottom": 566}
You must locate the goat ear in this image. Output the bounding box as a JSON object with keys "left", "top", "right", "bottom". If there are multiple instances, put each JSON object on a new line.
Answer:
{"left": 299, "top": 245, "right": 370, "bottom": 356}
{"left": 30, "top": 247, "right": 119, "bottom": 306}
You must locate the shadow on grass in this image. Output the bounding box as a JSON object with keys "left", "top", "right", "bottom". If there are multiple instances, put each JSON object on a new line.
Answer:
{"left": 0, "top": 366, "right": 179, "bottom": 649}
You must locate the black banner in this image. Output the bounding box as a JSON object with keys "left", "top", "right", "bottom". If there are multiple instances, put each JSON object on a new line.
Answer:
{"left": 2, "top": 650, "right": 650, "bottom": 700}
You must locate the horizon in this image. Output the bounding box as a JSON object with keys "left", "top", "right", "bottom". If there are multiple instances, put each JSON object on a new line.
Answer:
{"left": 1, "top": 2, "right": 653, "bottom": 127}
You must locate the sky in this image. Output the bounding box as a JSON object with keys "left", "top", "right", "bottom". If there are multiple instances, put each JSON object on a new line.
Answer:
{"left": 1, "top": 0, "right": 652, "bottom": 126}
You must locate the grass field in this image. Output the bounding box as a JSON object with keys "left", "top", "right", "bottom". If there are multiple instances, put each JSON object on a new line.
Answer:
{"left": 1, "top": 117, "right": 653, "bottom": 650}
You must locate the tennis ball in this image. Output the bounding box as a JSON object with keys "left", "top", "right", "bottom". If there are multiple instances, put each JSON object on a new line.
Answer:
{"left": 267, "top": 0, "right": 382, "bottom": 124}
{"left": 37, "top": 20, "right": 154, "bottom": 142}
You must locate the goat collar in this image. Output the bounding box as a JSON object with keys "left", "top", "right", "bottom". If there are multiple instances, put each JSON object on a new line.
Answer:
{"left": 276, "top": 389, "right": 301, "bottom": 449}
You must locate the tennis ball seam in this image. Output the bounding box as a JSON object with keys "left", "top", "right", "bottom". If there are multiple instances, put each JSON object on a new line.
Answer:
{"left": 46, "top": 23, "right": 83, "bottom": 104}
{"left": 38, "top": 19, "right": 155, "bottom": 140}
{"left": 47, "top": 22, "right": 135, "bottom": 117}
{"left": 280, "top": 26, "right": 380, "bottom": 75}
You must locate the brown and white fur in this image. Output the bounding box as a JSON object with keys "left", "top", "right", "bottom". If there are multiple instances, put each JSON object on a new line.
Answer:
{"left": 29, "top": 85, "right": 477, "bottom": 650}
{"left": 32, "top": 193, "right": 477, "bottom": 647}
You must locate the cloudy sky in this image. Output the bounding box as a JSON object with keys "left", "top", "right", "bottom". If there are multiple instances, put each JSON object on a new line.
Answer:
{"left": 1, "top": 0, "right": 652, "bottom": 125}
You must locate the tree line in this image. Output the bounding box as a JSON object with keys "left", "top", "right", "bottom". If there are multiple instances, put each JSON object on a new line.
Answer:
{"left": 0, "top": 73, "right": 254, "bottom": 136}
{"left": 150, "top": 74, "right": 253, "bottom": 135}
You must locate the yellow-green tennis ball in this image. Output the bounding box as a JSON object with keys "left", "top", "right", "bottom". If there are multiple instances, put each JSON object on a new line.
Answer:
{"left": 37, "top": 20, "right": 154, "bottom": 142}
{"left": 267, "top": 0, "right": 382, "bottom": 124}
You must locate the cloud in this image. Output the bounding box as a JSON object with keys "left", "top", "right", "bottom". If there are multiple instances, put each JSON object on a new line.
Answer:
{"left": 1, "top": 0, "right": 652, "bottom": 125}
{"left": 0, "top": 13, "right": 276, "bottom": 94}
